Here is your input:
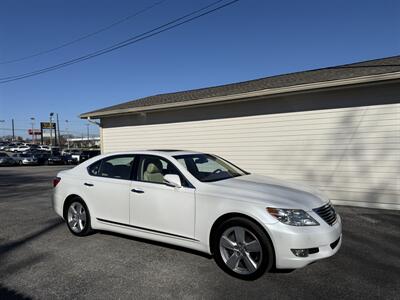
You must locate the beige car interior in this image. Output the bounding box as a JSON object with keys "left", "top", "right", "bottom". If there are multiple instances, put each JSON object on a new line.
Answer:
{"left": 143, "top": 159, "right": 164, "bottom": 183}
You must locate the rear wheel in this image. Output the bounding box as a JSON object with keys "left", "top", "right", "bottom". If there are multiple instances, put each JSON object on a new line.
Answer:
{"left": 66, "top": 199, "right": 93, "bottom": 236}
{"left": 212, "top": 217, "right": 274, "bottom": 280}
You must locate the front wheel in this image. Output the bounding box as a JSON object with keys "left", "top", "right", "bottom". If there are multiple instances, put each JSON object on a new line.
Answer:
{"left": 212, "top": 217, "right": 274, "bottom": 280}
{"left": 66, "top": 199, "right": 93, "bottom": 236}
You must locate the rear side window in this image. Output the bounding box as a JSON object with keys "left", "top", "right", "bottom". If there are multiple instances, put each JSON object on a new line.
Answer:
{"left": 88, "top": 160, "right": 102, "bottom": 176}
{"left": 99, "top": 156, "right": 135, "bottom": 180}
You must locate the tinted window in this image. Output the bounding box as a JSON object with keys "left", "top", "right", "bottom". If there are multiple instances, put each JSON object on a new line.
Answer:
{"left": 174, "top": 154, "right": 248, "bottom": 182}
{"left": 137, "top": 155, "right": 190, "bottom": 187}
{"left": 99, "top": 156, "right": 135, "bottom": 180}
{"left": 88, "top": 160, "right": 102, "bottom": 176}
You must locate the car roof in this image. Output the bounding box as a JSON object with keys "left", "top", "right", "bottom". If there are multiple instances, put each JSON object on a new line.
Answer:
{"left": 103, "top": 150, "right": 205, "bottom": 157}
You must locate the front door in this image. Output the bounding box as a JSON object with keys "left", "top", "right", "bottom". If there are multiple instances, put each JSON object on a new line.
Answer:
{"left": 130, "top": 155, "right": 195, "bottom": 239}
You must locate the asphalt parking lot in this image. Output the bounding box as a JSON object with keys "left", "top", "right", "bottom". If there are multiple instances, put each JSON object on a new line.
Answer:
{"left": 0, "top": 166, "right": 399, "bottom": 299}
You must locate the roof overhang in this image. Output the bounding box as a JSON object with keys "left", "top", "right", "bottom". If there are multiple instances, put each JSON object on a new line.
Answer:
{"left": 80, "top": 71, "right": 400, "bottom": 119}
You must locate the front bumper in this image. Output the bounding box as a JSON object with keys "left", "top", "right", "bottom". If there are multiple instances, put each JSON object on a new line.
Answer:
{"left": 266, "top": 214, "right": 342, "bottom": 269}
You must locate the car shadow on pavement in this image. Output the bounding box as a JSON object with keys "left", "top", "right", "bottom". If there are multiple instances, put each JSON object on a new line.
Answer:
{"left": 0, "top": 284, "right": 32, "bottom": 300}
{"left": 0, "top": 218, "right": 63, "bottom": 257}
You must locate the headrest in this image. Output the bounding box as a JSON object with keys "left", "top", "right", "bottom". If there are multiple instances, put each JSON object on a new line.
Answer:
{"left": 146, "top": 162, "right": 161, "bottom": 174}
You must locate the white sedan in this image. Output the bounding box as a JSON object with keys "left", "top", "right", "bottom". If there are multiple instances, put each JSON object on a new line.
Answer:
{"left": 53, "top": 150, "right": 342, "bottom": 279}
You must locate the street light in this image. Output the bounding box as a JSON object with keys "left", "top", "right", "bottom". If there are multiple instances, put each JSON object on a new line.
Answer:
{"left": 30, "top": 117, "right": 35, "bottom": 144}
{"left": 49, "top": 112, "right": 54, "bottom": 146}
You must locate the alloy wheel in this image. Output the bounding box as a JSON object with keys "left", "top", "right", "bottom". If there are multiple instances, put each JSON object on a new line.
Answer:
{"left": 219, "top": 226, "right": 262, "bottom": 275}
{"left": 67, "top": 202, "right": 87, "bottom": 233}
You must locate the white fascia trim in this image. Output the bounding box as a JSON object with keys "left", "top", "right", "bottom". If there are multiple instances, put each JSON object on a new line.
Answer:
{"left": 80, "top": 71, "right": 400, "bottom": 119}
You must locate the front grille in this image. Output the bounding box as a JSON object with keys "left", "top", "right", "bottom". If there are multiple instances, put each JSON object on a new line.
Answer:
{"left": 313, "top": 203, "right": 337, "bottom": 226}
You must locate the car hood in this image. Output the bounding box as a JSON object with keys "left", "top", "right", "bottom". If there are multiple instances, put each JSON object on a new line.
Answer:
{"left": 208, "top": 174, "right": 328, "bottom": 211}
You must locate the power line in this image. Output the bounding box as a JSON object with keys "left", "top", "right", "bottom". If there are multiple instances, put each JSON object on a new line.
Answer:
{"left": 0, "top": 0, "right": 231, "bottom": 81}
{"left": 0, "top": 0, "right": 239, "bottom": 84}
{"left": 0, "top": 0, "right": 168, "bottom": 65}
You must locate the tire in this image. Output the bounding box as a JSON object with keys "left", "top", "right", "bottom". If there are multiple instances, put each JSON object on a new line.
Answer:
{"left": 65, "top": 197, "right": 93, "bottom": 237}
{"left": 18, "top": 160, "right": 23, "bottom": 166}
{"left": 212, "top": 217, "right": 274, "bottom": 280}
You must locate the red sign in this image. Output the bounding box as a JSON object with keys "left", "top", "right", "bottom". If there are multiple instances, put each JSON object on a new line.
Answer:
{"left": 28, "top": 129, "right": 42, "bottom": 135}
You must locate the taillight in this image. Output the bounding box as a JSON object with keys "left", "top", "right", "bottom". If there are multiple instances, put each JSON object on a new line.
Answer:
{"left": 53, "top": 177, "right": 61, "bottom": 187}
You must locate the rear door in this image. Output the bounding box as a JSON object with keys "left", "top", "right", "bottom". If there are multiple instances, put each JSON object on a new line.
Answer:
{"left": 84, "top": 155, "right": 136, "bottom": 224}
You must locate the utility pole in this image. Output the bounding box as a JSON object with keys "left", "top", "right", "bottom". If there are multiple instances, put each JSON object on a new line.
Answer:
{"left": 49, "top": 112, "right": 54, "bottom": 147}
{"left": 56, "top": 113, "right": 61, "bottom": 147}
{"left": 0, "top": 120, "right": 4, "bottom": 141}
{"left": 65, "top": 120, "right": 70, "bottom": 149}
{"left": 12, "top": 119, "right": 15, "bottom": 141}
{"left": 30, "top": 117, "right": 35, "bottom": 144}
{"left": 86, "top": 123, "right": 90, "bottom": 148}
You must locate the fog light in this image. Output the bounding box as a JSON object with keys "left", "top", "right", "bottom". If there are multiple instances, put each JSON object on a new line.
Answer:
{"left": 291, "top": 249, "right": 309, "bottom": 257}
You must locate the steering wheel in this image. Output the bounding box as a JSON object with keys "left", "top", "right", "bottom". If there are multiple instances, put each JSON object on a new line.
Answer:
{"left": 212, "top": 168, "right": 223, "bottom": 174}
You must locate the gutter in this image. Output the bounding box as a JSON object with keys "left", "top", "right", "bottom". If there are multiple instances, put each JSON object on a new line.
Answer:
{"left": 80, "top": 71, "right": 400, "bottom": 119}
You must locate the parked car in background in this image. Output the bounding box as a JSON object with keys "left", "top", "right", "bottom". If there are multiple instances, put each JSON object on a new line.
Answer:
{"left": 0, "top": 152, "right": 17, "bottom": 166}
{"left": 62, "top": 148, "right": 80, "bottom": 156}
{"left": 16, "top": 145, "right": 31, "bottom": 152}
{"left": 0, "top": 143, "right": 9, "bottom": 151}
{"left": 7, "top": 144, "right": 21, "bottom": 152}
{"left": 28, "top": 144, "right": 39, "bottom": 151}
{"left": 31, "top": 151, "right": 51, "bottom": 165}
{"left": 53, "top": 150, "right": 342, "bottom": 280}
{"left": 11, "top": 153, "right": 39, "bottom": 165}
{"left": 47, "top": 154, "right": 64, "bottom": 165}
{"left": 79, "top": 150, "right": 101, "bottom": 163}
{"left": 71, "top": 150, "right": 82, "bottom": 163}
{"left": 38, "top": 145, "right": 51, "bottom": 151}
{"left": 62, "top": 154, "right": 75, "bottom": 165}
{"left": 47, "top": 152, "right": 73, "bottom": 165}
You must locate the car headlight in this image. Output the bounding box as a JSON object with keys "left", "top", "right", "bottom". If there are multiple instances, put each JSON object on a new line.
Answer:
{"left": 267, "top": 207, "right": 319, "bottom": 226}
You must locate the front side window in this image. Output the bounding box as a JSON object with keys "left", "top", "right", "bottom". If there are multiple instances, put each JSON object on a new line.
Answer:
{"left": 174, "top": 154, "right": 248, "bottom": 182}
{"left": 137, "top": 155, "right": 190, "bottom": 187}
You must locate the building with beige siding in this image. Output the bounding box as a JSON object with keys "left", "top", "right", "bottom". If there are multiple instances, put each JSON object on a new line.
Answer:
{"left": 81, "top": 56, "right": 400, "bottom": 210}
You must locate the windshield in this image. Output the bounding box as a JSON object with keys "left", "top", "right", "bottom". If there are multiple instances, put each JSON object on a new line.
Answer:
{"left": 173, "top": 154, "right": 248, "bottom": 182}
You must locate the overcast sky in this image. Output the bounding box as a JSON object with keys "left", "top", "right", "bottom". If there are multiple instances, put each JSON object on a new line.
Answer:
{"left": 0, "top": 0, "right": 399, "bottom": 138}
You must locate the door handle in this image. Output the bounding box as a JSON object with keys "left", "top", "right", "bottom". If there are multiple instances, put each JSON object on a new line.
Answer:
{"left": 84, "top": 182, "right": 94, "bottom": 187}
{"left": 131, "top": 188, "right": 144, "bottom": 194}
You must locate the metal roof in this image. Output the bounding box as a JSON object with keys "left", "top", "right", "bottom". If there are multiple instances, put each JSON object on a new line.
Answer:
{"left": 81, "top": 55, "right": 400, "bottom": 118}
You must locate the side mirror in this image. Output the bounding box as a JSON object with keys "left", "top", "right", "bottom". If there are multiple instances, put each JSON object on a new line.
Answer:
{"left": 163, "top": 174, "right": 182, "bottom": 188}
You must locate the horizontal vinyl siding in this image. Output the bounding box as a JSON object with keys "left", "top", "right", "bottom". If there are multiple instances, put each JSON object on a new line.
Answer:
{"left": 102, "top": 103, "right": 400, "bottom": 210}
